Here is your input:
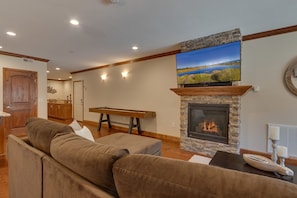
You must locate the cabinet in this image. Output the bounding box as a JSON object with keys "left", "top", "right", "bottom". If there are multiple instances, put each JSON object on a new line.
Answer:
{"left": 0, "top": 112, "right": 10, "bottom": 155}
{"left": 48, "top": 103, "right": 72, "bottom": 120}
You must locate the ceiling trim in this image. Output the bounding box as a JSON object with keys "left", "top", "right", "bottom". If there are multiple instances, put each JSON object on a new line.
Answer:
{"left": 71, "top": 50, "right": 181, "bottom": 74}
{"left": 113, "top": 60, "right": 132, "bottom": 66}
{"left": 48, "top": 78, "right": 72, "bottom": 82}
{"left": 71, "top": 64, "right": 110, "bottom": 74}
{"left": 132, "top": 50, "right": 181, "bottom": 63}
{"left": 0, "top": 50, "right": 49, "bottom": 62}
{"left": 242, "top": 25, "right": 297, "bottom": 41}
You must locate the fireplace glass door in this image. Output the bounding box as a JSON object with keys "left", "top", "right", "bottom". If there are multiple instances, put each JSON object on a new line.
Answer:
{"left": 188, "top": 103, "right": 229, "bottom": 144}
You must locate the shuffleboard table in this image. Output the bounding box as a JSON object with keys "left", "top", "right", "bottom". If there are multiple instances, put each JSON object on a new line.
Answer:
{"left": 89, "top": 107, "right": 156, "bottom": 134}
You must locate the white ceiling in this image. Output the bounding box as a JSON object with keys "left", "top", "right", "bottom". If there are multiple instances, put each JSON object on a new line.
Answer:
{"left": 1, "top": 0, "right": 296, "bottom": 80}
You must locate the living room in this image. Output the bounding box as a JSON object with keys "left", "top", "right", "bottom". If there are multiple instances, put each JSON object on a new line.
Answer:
{"left": 1, "top": 23, "right": 297, "bottom": 156}
{"left": 1, "top": 1, "right": 297, "bottom": 156}
{"left": 1, "top": 1, "right": 297, "bottom": 197}
{"left": 44, "top": 27, "right": 297, "bottom": 155}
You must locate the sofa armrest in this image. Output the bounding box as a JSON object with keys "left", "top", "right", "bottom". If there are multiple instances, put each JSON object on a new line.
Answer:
{"left": 7, "top": 134, "right": 46, "bottom": 198}
{"left": 43, "top": 156, "right": 114, "bottom": 198}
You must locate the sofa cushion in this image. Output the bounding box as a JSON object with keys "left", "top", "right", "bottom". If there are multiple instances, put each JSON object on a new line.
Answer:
{"left": 50, "top": 132, "right": 129, "bottom": 196}
{"left": 95, "top": 132, "right": 162, "bottom": 155}
{"left": 113, "top": 154, "right": 297, "bottom": 198}
{"left": 26, "top": 117, "right": 74, "bottom": 155}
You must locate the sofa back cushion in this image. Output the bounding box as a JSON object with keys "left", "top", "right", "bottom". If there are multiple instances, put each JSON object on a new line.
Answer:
{"left": 50, "top": 133, "right": 129, "bottom": 196}
{"left": 26, "top": 117, "right": 74, "bottom": 155}
{"left": 113, "top": 154, "right": 297, "bottom": 198}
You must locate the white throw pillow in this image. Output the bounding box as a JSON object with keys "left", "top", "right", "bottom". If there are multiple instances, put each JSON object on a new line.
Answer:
{"left": 69, "top": 120, "right": 82, "bottom": 131}
{"left": 74, "top": 126, "right": 95, "bottom": 142}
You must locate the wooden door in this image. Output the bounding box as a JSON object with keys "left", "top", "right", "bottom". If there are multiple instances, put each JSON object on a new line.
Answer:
{"left": 3, "top": 68, "right": 37, "bottom": 136}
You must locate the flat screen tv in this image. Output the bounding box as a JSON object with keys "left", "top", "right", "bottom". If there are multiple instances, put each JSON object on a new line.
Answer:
{"left": 176, "top": 41, "right": 241, "bottom": 86}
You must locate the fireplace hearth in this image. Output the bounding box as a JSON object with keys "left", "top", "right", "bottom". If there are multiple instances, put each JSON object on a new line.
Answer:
{"left": 188, "top": 104, "right": 229, "bottom": 144}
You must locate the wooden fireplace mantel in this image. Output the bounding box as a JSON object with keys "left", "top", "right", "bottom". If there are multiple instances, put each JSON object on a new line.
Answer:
{"left": 170, "top": 85, "right": 253, "bottom": 96}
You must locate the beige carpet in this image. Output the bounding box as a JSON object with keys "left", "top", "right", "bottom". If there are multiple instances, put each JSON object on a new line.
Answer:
{"left": 188, "top": 155, "right": 212, "bottom": 165}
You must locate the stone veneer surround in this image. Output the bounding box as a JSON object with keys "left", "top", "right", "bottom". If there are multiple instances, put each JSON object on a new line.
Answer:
{"left": 180, "top": 95, "right": 241, "bottom": 157}
{"left": 178, "top": 28, "right": 243, "bottom": 157}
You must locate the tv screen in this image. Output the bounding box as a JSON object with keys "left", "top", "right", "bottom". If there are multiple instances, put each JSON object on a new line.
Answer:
{"left": 176, "top": 41, "right": 241, "bottom": 86}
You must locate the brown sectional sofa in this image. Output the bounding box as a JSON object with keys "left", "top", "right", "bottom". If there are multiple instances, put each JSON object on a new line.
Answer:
{"left": 8, "top": 118, "right": 297, "bottom": 198}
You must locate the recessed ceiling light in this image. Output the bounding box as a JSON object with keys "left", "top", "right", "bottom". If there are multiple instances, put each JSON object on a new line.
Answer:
{"left": 69, "top": 76, "right": 72, "bottom": 79}
{"left": 0, "top": 46, "right": 2, "bottom": 49}
{"left": 70, "top": 19, "right": 79, "bottom": 26}
{"left": 6, "top": 31, "right": 16, "bottom": 36}
{"left": 46, "top": 70, "right": 50, "bottom": 73}
{"left": 56, "top": 67, "right": 60, "bottom": 70}
{"left": 58, "top": 78, "right": 61, "bottom": 80}
{"left": 132, "top": 46, "right": 138, "bottom": 50}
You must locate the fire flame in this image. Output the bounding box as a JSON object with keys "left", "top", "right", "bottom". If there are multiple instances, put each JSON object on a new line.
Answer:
{"left": 202, "top": 120, "right": 218, "bottom": 133}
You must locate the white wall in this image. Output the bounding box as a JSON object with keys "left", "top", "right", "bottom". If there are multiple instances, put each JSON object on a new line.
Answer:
{"left": 72, "top": 56, "right": 180, "bottom": 137}
{"left": 0, "top": 55, "right": 48, "bottom": 118}
{"left": 73, "top": 31, "right": 297, "bottom": 153}
{"left": 47, "top": 80, "right": 72, "bottom": 101}
{"left": 240, "top": 31, "right": 297, "bottom": 152}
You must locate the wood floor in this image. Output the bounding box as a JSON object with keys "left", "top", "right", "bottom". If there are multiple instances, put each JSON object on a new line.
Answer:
{"left": 0, "top": 155, "right": 8, "bottom": 198}
{"left": 0, "top": 122, "right": 196, "bottom": 198}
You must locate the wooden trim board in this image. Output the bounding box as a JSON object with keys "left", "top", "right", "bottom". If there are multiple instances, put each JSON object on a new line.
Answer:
{"left": 170, "top": 85, "right": 252, "bottom": 96}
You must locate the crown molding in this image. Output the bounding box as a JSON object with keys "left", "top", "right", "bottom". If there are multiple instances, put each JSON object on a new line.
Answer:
{"left": 242, "top": 25, "right": 297, "bottom": 41}
{"left": 0, "top": 50, "right": 49, "bottom": 62}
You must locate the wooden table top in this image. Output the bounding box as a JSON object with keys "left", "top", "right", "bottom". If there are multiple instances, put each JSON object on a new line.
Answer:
{"left": 89, "top": 107, "right": 156, "bottom": 118}
{"left": 210, "top": 151, "right": 297, "bottom": 184}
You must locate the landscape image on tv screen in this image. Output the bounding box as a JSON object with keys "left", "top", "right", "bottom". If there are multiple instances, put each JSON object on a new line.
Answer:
{"left": 176, "top": 41, "right": 241, "bottom": 85}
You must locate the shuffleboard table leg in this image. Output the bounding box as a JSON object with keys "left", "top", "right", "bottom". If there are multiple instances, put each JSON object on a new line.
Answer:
{"left": 128, "top": 117, "right": 134, "bottom": 134}
{"left": 98, "top": 113, "right": 112, "bottom": 131}
{"left": 106, "top": 114, "right": 111, "bottom": 128}
{"left": 136, "top": 118, "right": 141, "bottom": 135}
{"left": 98, "top": 113, "right": 104, "bottom": 131}
{"left": 128, "top": 117, "right": 142, "bottom": 135}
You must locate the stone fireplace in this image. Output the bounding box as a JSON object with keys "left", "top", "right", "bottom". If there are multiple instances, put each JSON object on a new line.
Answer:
{"left": 171, "top": 85, "right": 252, "bottom": 157}
{"left": 170, "top": 28, "right": 252, "bottom": 156}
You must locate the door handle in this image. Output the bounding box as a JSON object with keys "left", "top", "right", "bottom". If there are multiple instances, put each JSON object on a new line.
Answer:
{"left": 6, "top": 105, "right": 11, "bottom": 109}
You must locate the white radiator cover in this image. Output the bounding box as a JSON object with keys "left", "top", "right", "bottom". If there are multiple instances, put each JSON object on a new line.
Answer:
{"left": 267, "top": 123, "right": 297, "bottom": 158}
